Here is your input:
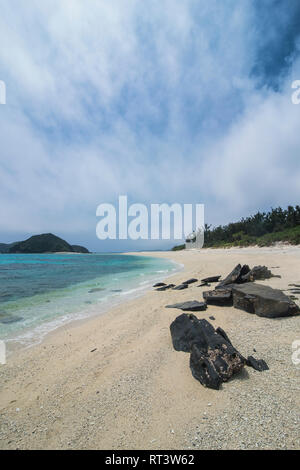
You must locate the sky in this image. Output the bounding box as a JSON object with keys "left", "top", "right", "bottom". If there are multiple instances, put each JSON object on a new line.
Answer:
{"left": 0, "top": 0, "right": 300, "bottom": 251}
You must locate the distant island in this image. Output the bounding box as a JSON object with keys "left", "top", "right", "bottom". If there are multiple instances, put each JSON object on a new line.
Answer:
{"left": 173, "top": 205, "right": 300, "bottom": 250}
{"left": 0, "top": 233, "right": 89, "bottom": 254}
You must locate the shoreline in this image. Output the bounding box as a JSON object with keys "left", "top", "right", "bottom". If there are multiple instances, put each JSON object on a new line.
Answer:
{"left": 2, "top": 254, "right": 182, "bottom": 358}
{"left": 0, "top": 246, "right": 299, "bottom": 450}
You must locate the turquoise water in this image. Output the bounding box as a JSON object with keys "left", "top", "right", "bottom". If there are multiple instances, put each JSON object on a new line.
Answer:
{"left": 0, "top": 253, "right": 180, "bottom": 348}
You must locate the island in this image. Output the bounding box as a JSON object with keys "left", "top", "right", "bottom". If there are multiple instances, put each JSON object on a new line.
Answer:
{"left": 0, "top": 233, "right": 89, "bottom": 254}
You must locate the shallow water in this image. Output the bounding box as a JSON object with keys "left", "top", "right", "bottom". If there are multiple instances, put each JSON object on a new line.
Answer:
{"left": 0, "top": 253, "right": 180, "bottom": 349}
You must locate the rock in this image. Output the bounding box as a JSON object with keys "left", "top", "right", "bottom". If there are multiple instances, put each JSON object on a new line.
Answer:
{"left": 246, "top": 356, "right": 269, "bottom": 371}
{"left": 0, "top": 313, "right": 23, "bottom": 324}
{"left": 209, "top": 316, "right": 215, "bottom": 321}
{"left": 198, "top": 282, "right": 211, "bottom": 287}
{"left": 153, "top": 282, "right": 167, "bottom": 288}
{"left": 88, "top": 288, "right": 105, "bottom": 293}
{"left": 241, "top": 265, "right": 274, "bottom": 282}
{"left": 289, "top": 284, "right": 300, "bottom": 288}
{"left": 166, "top": 301, "right": 207, "bottom": 312}
{"left": 232, "top": 283, "right": 300, "bottom": 318}
{"left": 216, "top": 264, "right": 250, "bottom": 289}
{"left": 188, "top": 320, "right": 245, "bottom": 390}
{"left": 170, "top": 315, "right": 245, "bottom": 389}
{"left": 215, "top": 327, "right": 233, "bottom": 345}
{"left": 182, "top": 278, "right": 198, "bottom": 285}
{"left": 173, "top": 284, "right": 189, "bottom": 290}
{"left": 203, "top": 289, "right": 233, "bottom": 306}
{"left": 111, "top": 289, "right": 122, "bottom": 292}
{"left": 170, "top": 314, "right": 204, "bottom": 352}
{"left": 156, "top": 284, "right": 175, "bottom": 291}
{"left": 201, "top": 276, "right": 221, "bottom": 283}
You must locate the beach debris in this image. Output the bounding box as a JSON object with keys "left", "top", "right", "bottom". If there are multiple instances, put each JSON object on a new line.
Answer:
{"left": 156, "top": 284, "right": 175, "bottom": 291}
{"left": 246, "top": 356, "right": 269, "bottom": 371}
{"left": 0, "top": 313, "right": 23, "bottom": 324}
{"left": 201, "top": 276, "right": 221, "bottom": 283}
{"left": 173, "top": 284, "right": 189, "bottom": 290}
{"left": 182, "top": 278, "right": 198, "bottom": 285}
{"left": 165, "top": 301, "right": 207, "bottom": 312}
{"left": 153, "top": 282, "right": 167, "bottom": 288}
{"left": 90, "top": 348, "right": 97, "bottom": 353}
{"left": 232, "top": 283, "right": 300, "bottom": 318}
{"left": 203, "top": 288, "right": 233, "bottom": 306}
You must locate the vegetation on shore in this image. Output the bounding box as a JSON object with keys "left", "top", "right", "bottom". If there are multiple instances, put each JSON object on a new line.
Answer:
{"left": 0, "top": 233, "right": 89, "bottom": 254}
{"left": 172, "top": 206, "right": 300, "bottom": 250}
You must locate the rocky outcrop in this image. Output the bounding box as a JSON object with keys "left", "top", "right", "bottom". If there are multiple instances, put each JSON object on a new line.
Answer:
{"left": 216, "top": 264, "right": 250, "bottom": 289}
{"left": 203, "top": 288, "right": 233, "bottom": 306}
{"left": 232, "top": 283, "right": 300, "bottom": 318}
{"left": 240, "top": 265, "right": 274, "bottom": 283}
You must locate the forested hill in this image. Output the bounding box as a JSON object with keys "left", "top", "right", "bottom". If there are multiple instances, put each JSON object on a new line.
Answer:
{"left": 173, "top": 206, "right": 300, "bottom": 250}
{"left": 0, "top": 234, "right": 89, "bottom": 254}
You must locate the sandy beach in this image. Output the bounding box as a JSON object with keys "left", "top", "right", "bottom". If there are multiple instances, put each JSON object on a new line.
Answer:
{"left": 0, "top": 246, "right": 299, "bottom": 450}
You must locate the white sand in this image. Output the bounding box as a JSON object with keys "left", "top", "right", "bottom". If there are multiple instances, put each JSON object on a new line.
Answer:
{"left": 0, "top": 246, "right": 299, "bottom": 449}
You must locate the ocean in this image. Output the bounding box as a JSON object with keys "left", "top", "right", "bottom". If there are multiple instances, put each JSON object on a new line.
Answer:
{"left": 0, "top": 253, "right": 180, "bottom": 350}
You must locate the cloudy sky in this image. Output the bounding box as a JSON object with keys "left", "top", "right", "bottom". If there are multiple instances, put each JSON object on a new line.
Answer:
{"left": 0, "top": 0, "right": 300, "bottom": 251}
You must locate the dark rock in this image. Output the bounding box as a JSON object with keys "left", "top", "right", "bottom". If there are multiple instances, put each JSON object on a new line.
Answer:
{"left": 173, "top": 284, "right": 189, "bottom": 290}
{"left": 289, "top": 284, "right": 300, "bottom": 288}
{"left": 232, "top": 283, "right": 300, "bottom": 318}
{"left": 215, "top": 327, "right": 233, "bottom": 346}
{"left": 89, "top": 288, "right": 105, "bottom": 293}
{"left": 201, "top": 276, "right": 221, "bottom": 283}
{"left": 198, "top": 282, "right": 211, "bottom": 287}
{"left": 189, "top": 321, "right": 245, "bottom": 390}
{"left": 170, "top": 313, "right": 203, "bottom": 352}
{"left": 203, "top": 288, "right": 233, "bottom": 306}
{"left": 182, "top": 278, "right": 198, "bottom": 285}
{"left": 166, "top": 301, "right": 207, "bottom": 312}
{"left": 209, "top": 316, "right": 215, "bottom": 321}
{"left": 216, "top": 264, "right": 250, "bottom": 289}
{"left": 170, "top": 315, "right": 245, "bottom": 389}
{"left": 246, "top": 356, "right": 269, "bottom": 371}
{"left": 153, "top": 282, "right": 167, "bottom": 288}
{"left": 111, "top": 289, "right": 122, "bottom": 292}
{"left": 241, "top": 265, "right": 274, "bottom": 283}
{"left": 0, "top": 314, "right": 23, "bottom": 324}
{"left": 156, "top": 284, "right": 175, "bottom": 291}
